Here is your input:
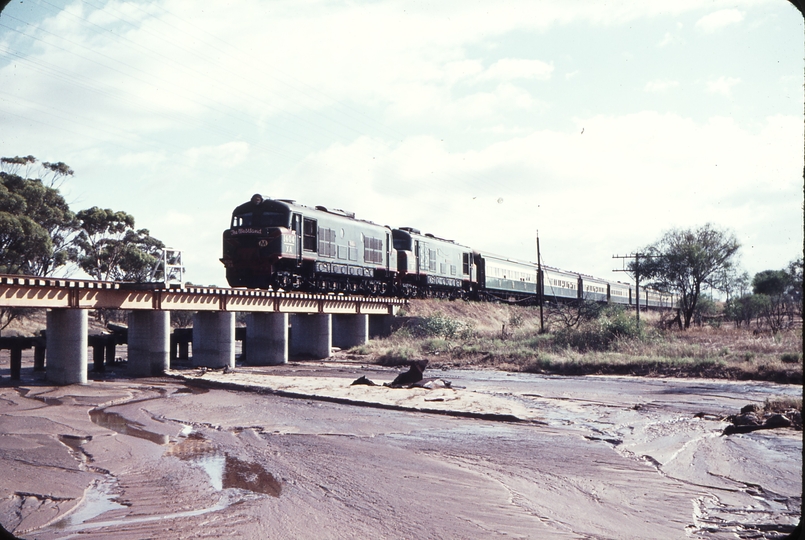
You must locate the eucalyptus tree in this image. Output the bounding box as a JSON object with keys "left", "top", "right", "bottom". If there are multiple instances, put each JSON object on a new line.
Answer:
{"left": 74, "top": 207, "right": 165, "bottom": 282}
{"left": 631, "top": 224, "right": 740, "bottom": 329}
{"left": 0, "top": 156, "right": 78, "bottom": 276}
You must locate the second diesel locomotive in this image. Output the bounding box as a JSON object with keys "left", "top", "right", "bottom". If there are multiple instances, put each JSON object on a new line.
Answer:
{"left": 221, "top": 194, "right": 675, "bottom": 308}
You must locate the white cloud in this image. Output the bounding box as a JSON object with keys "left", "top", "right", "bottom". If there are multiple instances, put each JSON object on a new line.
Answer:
{"left": 182, "top": 142, "right": 250, "bottom": 168}
{"left": 706, "top": 76, "right": 741, "bottom": 96}
{"left": 657, "top": 31, "right": 683, "bottom": 47}
{"left": 118, "top": 151, "right": 168, "bottom": 167}
{"left": 262, "top": 112, "right": 802, "bottom": 281}
{"left": 695, "top": 9, "right": 745, "bottom": 33}
{"left": 644, "top": 79, "right": 679, "bottom": 92}
{"left": 478, "top": 59, "right": 554, "bottom": 81}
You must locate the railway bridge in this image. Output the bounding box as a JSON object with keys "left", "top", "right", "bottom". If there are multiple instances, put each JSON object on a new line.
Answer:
{"left": 0, "top": 275, "right": 404, "bottom": 385}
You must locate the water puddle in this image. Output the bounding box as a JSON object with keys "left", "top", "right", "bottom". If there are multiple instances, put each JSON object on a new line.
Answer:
{"left": 46, "top": 495, "right": 234, "bottom": 538}
{"left": 89, "top": 409, "right": 170, "bottom": 445}
{"left": 166, "top": 433, "right": 282, "bottom": 497}
{"left": 50, "top": 478, "right": 127, "bottom": 532}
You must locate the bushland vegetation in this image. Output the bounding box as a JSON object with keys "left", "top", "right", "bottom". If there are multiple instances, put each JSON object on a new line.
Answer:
{"left": 351, "top": 299, "right": 802, "bottom": 384}
{"left": 0, "top": 155, "right": 168, "bottom": 331}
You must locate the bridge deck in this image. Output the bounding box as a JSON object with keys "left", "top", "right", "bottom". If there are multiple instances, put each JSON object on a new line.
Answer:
{"left": 0, "top": 275, "right": 404, "bottom": 315}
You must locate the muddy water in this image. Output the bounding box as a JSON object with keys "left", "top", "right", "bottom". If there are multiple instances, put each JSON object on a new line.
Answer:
{"left": 0, "top": 370, "right": 800, "bottom": 539}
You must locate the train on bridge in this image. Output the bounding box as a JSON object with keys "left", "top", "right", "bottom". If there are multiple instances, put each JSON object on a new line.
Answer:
{"left": 221, "top": 194, "right": 675, "bottom": 309}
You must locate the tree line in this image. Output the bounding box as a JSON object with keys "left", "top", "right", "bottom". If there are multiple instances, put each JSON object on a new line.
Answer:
{"left": 630, "top": 223, "right": 802, "bottom": 333}
{"left": 1, "top": 155, "right": 166, "bottom": 329}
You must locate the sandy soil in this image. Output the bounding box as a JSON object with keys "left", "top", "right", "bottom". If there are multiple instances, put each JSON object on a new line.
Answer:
{"left": 0, "top": 359, "right": 801, "bottom": 539}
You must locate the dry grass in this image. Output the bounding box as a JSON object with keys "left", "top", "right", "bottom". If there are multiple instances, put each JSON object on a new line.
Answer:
{"left": 358, "top": 300, "right": 803, "bottom": 383}
{"left": 5, "top": 303, "right": 801, "bottom": 383}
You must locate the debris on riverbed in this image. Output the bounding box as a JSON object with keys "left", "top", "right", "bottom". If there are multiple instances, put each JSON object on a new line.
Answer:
{"left": 350, "top": 364, "right": 454, "bottom": 391}
{"left": 351, "top": 375, "right": 377, "bottom": 386}
{"left": 723, "top": 402, "right": 802, "bottom": 435}
{"left": 385, "top": 359, "right": 429, "bottom": 387}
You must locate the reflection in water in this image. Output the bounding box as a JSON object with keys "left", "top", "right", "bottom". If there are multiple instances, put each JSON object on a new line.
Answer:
{"left": 222, "top": 454, "right": 282, "bottom": 497}
{"left": 166, "top": 433, "right": 282, "bottom": 497}
{"left": 89, "top": 409, "right": 170, "bottom": 445}
{"left": 51, "top": 478, "right": 127, "bottom": 530}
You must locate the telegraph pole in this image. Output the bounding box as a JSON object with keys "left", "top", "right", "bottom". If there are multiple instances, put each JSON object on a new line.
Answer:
{"left": 612, "top": 252, "right": 643, "bottom": 328}
{"left": 537, "top": 230, "right": 544, "bottom": 333}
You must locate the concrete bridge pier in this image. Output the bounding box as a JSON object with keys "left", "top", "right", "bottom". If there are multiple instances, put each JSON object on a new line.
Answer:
{"left": 192, "top": 312, "right": 235, "bottom": 368}
{"left": 46, "top": 308, "right": 88, "bottom": 385}
{"left": 245, "top": 313, "right": 288, "bottom": 365}
{"left": 290, "top": 314, "right": 332, "bottom": 359}
{"left": 128, "top": 311, "right": 170, "bottom": 376}
{"left": 369, "top": 314, "right": 395, "bottom": 338}
{"left": 332, "top": 314, "right": 368, "bottom": 350}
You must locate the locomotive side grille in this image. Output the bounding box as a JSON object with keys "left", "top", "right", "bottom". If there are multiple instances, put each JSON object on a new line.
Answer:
{"left": 318, "top": 227, "right": 336, "bottom": 257}
{"left": 364, "top": 236, "right": 383, "bottom": 264}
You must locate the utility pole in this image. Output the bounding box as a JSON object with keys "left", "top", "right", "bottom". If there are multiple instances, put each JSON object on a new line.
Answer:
{"left": 612, "top": 252, "right": 644, "bottom": 328}
{"left": 537, "top": 230, "right": 544, "bottom": 333}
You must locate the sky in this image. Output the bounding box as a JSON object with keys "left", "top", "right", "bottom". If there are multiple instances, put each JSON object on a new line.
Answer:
{"left": 1, "top": 0, "right": 803, "bottom": 289}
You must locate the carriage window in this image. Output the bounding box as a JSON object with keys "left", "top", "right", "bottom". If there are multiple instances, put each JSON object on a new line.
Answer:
{"left": 303, "top": 219, "right": 317, "bottom": 251}
{"left": 462, "top": 253, "right": 470, "bottom": 275}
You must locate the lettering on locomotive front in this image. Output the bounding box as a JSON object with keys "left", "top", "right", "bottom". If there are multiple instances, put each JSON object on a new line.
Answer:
{"left": 230, "top": 227, "right": 263, "bottom": 235}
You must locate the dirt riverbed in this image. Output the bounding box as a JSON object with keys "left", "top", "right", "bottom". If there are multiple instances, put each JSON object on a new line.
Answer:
{"left": 0, "top": 358, "right": 801, "bottom": 539}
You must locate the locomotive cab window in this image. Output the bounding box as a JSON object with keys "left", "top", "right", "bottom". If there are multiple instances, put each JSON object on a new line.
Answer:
{"left": 232, "top": 213, "right": 253, "bottom": 227}
{"left": 303, "top": 218, "right": 317, "bottom": 252}
{"left": 232, "top": 211, "right": 289, "bottom": 228}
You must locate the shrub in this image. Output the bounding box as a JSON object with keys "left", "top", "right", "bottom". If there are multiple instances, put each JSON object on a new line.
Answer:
{"left": 410, "top": 313, "right": 474, "bottom": 339}
{"left": 553, "top": 309, "right": 644, "bottom": 352}
{"left": 423, "top": 338, "right": 451, "bottom": 353}
{"left": 781, "top": 352, "right": 802, "bottom": 364}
